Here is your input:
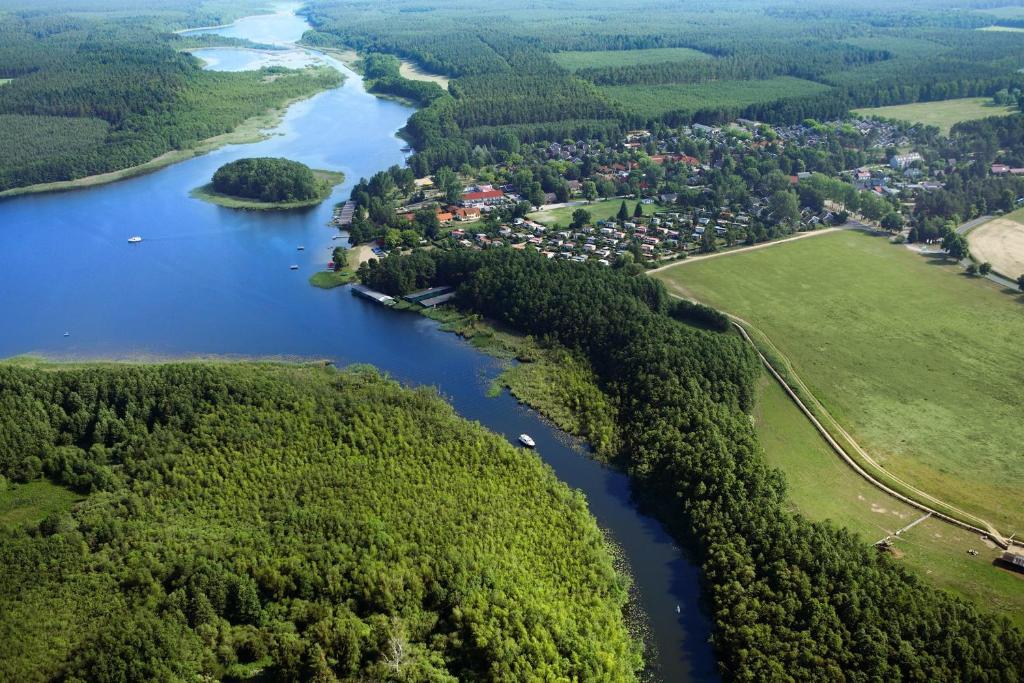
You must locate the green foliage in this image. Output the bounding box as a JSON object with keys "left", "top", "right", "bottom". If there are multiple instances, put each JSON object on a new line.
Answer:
{"left": 212, "top": 157, "right": 320, "bottom": 203}
{"left": 0, "top": 362, "right": 641, "bottom": 681}
{"left": 371, "top": 247, "right": 1024, "bottom": 681}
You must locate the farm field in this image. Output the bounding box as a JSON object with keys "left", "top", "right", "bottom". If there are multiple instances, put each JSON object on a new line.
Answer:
{"left": 599, "top": 77, "right": 831, "bottom": 118}
{"left": 967, "top": 208, "right": 1024, "bottom": 279}
{"left": 752, "top": 374, "right": 1024, "bottom": 627}
{"left": 550, "top": 47, "right": 711, "bottom": 71}
{"left": 528, "top": 198, "right": 660, "bottom": 226}
{"left": 853, "top": 97, "right": 1018, "bottom": 135}
{"left": 654, "top": 229, "right": 1024, "bottom": 534}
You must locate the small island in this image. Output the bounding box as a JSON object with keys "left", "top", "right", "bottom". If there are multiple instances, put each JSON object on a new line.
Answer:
{"left": 191, "top": 157, "right": 344, "bottom": 210}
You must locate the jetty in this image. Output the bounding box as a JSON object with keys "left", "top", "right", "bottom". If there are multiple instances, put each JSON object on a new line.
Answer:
{"left": 332, "top": 201, "right": 355, "bottom": 227}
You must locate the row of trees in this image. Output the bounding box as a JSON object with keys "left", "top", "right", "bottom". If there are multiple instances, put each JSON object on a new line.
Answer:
{"left": 0, "top": 362, "right": 641, "bottom": 681}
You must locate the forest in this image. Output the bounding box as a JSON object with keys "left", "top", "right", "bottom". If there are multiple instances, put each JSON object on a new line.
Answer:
{"left": 0, "top": 361, "right": 640, "bottom": 681}
{"left": 302, "top": 0, "right": 1024, "bottom": 174}
{"left": 358, "top": 248, "right": 1024, "bottom": 681}
{"left": 0, "top": 3, "right": 340, "bottom": 192}
{"left": 211, "top": 157, "right": 322, "bottom": 203}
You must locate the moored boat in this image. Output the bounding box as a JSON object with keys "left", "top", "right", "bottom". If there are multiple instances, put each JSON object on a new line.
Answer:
{"left": 518, "top": 434, "right": 535, "bottom": 448}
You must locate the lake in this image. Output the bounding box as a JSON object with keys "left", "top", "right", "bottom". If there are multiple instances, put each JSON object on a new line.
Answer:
{"left": 0, "top": 5, "right": 716, "bottom": 680}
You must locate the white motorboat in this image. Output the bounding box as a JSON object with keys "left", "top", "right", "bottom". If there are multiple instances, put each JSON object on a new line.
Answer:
{"left": 518, "top": 434, "right": 535, "bottom": 448}
{"left": 128, "top": 236, "right": 143, "bottom": 244}
{"left": 289, "top": 264, "right": 299, "bottom": 270}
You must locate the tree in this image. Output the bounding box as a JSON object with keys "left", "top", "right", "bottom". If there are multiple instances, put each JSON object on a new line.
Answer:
{"left": 570, "top": 209, "right": 591, "bottom": 230}
{"left": 331, "top": 247, "right": 349, "bottom": 271}
{"left": 979, "top": 262, "right": 992, "bottom": 275}
{"left": 633, "top": 202, "right": 644, "bottom": 218}
{"left": 384, "top": 229, "right": 402, "bottom": 251}
{"left": 582, "top": 181, "right": 598, "bottom": 202}
{"left": 435, "top": 167, "right": 461, "bottom": 205}
{"left": 1018, "top": 274, "right": 1024, "bottom": 292}
{"left": 942, "top": 232, "right": 969, "bottom": 261}
{"left": 769, "top": 190, "right": 800, "bottom": 227}
{"left": 966, "top": 263, "right": 978, "bottom": 276}
{"left": 617, "top": 201, "right": 629, "bottom": 222}
{"left": 880, "top": 212, "right": 904, "bottom": 232}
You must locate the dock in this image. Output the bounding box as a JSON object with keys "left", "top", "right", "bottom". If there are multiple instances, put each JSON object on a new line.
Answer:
{"left": 351, "top": 284, "right": 395, "bottom": 306}
{"left": 332, "top": 201, "right": 355, "bottom": 227}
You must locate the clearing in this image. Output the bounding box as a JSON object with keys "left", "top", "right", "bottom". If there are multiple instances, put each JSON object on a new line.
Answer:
{"left": 0, "top": 480, "right": 82, "bottom": 530}
{"left": 550, "top": 47, "right": 711, "bottom": 71}
{"left": 398, "top": 60, "right": 450, "bottom": 88}
{"left": 654, "top": 229, "right": 1024, "bottom": 533}
{"left": 600, "top": 77, "right": 831, "bottom": 118}
{"left": 753, "top": 374, "right": 1024, "bottom": 628}
{"left": 853, "top": 97, "right": 1017, "bottom": 135}
{"left": 967, "top": 209, "right": 1024, "bottom": 279}
{"left": 529, "top": 198, "right": 659, "bottom": 226}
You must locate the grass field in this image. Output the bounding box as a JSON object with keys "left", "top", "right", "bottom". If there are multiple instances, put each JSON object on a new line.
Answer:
{"left": 853, "top": 97, "right": 1018, "bottom": 135}
{"left": 967, "top": 208, "right": 1024, "bottom": 279}
{"left": 753, "top": 374, "right": 1024, "bottom": 627}
{"left": 0, "top": 79, "right": 11, "bottom": 86}
{"left": 528, "top": 198, "right": 659, "bottom": 226}
{"left": 398, "top": 60, "right": 450, "bottom": 88}
{"left": 0, "top": 480, "right": 82, "bottom": 530}
{"left": 550, "top": 47, "right": 711, "bottom": 71}
{"left": 978, "top": 25, "right": 1024, "bottom": 32}
{"left": 655, "top": 230, "right": 1024, "bottom": 533}
{"left": 600, "top": 77, "right": 831, "bottom": 118}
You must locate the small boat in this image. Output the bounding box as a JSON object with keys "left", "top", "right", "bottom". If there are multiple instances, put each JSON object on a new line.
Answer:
{"left": 63, "top": 332, "right": 70, "bottom": 337}
{"left": 128, "top": 236, "right": 143, "bottom": 244}
{"left": 289, "top": 265, "right": 299, "bottom": 270}
{"left": 297, "top": 246, "right": 305, "bottom": 251}
{"left": 518, "top": 434, "right": 535, "bottom": 448}
{"left": 675, "top": 605, "right": 681, "bottom": 614}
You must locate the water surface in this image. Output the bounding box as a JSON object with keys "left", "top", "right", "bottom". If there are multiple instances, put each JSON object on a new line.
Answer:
{"left": 0, "top": 6, "right": 717, "bottom": 680}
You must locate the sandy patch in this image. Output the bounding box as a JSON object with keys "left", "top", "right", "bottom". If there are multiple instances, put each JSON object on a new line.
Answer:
{"left": 967, "top": 217, "right": 1024, "bottom": 279}
{"left": 399, "top": 61, "right": 450, "bottom": 89}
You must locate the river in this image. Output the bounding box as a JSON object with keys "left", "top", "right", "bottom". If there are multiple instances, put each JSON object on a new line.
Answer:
{"left": 0, "top": 5, "right": 716, "bottom": 680}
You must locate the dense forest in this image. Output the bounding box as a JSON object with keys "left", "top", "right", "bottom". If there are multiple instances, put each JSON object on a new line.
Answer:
{"left": 0, "top": 3, "right": 340, "bottom": 192}
{"left": 0, "top": 361, "right": 640, "bottom": 681}
{"left": 359, "top": 249, "right": 1024, "bottom": 681}
{"left": 303, "top": 0, "right": 1024, "bottom": 174}
{"left": 212, "top": 157, "right": 321, "bottom": 202}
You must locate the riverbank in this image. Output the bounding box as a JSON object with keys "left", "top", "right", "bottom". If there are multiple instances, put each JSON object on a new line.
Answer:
{"left": 191, "top": 169, "right": 344, "bottom": 210}
{"left": 0, "top": 76, "right": 340, "bottom": 201}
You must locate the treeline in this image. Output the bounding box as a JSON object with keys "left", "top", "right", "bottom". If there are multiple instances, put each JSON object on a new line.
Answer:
{"left": 359, "top": 248, "right": 1024, "bottom": 681}
{"left": 361, "top": 52, "right": 447, "bottom": 107}
{"left": 0, "top": 362, "right": 640, "bottom": 681}
{"left": 211, "top": 157, "right": 320, "bottom": 202}
{"left": 0, "top": 10, "right": 341, "bottom": 192}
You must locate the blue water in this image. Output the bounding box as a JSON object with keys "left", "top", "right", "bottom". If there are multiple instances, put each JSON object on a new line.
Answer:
{"left": 0, "top": 6, "right": 717, "bottom": 681}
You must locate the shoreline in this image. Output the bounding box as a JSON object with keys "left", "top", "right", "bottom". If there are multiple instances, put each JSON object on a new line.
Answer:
{"left": 191, "top": 169, "right": 345, "bottom": 210}
{"left": 0, "top": 89, "right": 330, "bottom": 201}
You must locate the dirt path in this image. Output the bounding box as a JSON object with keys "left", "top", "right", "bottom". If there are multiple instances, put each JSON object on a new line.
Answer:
{"left": 648, "top": 222, "right": 858, "bottom": 275}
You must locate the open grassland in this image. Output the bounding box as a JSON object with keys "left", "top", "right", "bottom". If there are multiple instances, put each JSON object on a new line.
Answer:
{"left": 978, "top": 25, "right": 1024, "bottom": 32}
{"left": 853, "top": 97, "right": 1018, "bottom": 135}
{"left": 655, "top": 230, "right": 1024, "bottom": 533}
{"left": 0, "top": 480, "right": 82, "bottom": 530}
{"left": 529, "top": 199, "right": 659, "bottom": 226}
{"left": 967, "top": 208, "right": 1024, "bottom": 279}
{"left": 600, "top": 77, "right": 831, "bottom": 118}
{"left": 753, "top": 374, "right": 1024, "bottom": 628}
{"left": 398, "top": 60, "right": 450, "bottom": 88}
{"left": 550, "top": 47, "right": 711, "bottom": 71}
{"left": 0, "top": 79, "right": 11, "bottom": 86}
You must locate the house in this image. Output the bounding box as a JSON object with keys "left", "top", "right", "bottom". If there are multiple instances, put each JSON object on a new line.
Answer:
{"left": 436, "top": 211, "right": 455, "bottom": 223}
{"left": 992, "top": 164, "right": 1011, "bottom": 175}
{"left": 453, "top": 207, "right": 481, "bottom": 221}
{"left": 890, "top": 152, "right": 923, "bottom": 170}
{"left": 462, "top": 189, "right": 505, "bottom": 205}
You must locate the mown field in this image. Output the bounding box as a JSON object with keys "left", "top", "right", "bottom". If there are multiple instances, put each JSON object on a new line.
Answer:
{"left": 528, "top": 198, "right": 660, "bottom": 226}
{"left": 599, "top": 77, "right": 831, "bottom": 118}
{"left": 853, "top": 97, "right": 1018, "bottom": 134}
{"left": 655, "top": 229, "right": 1024, "bottom": 534}
{"left": 753, "top": 374, "right": 1024, "bottom": 628}
{"left": 550, "top": 47, "right": 711, "bottom": 71}
{"left": 967, "top": 208, "right": 1024, "bottom": 279}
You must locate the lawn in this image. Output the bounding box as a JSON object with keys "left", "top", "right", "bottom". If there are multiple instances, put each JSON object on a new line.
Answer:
{"left": 599, "top": 77, "right": 832, "bottom": 118}
{"left": 655, "top": 229, "right": 1024, "bottom": 533}
{"left": 528, "top": 198, "right": 659, "bottom": 226}
{"left": 753, "top": 373, "right": 1024, "bottom": 627}
{"left": 853, "top": 97, "right": 1018, "bottom": 135}
{"left": 550, "top": 47, "right": 711, "bottom": 71}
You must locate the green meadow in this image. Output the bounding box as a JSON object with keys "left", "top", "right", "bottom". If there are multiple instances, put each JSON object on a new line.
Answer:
{"left": 853, "top": 97, "right": 1018, "bottom": 135}
{"left": 655, "top": 229, "right": 1024, "bottom": 534}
